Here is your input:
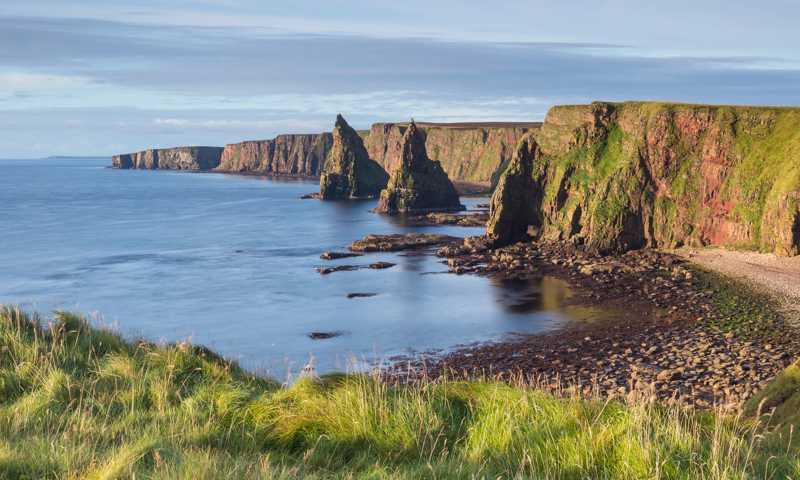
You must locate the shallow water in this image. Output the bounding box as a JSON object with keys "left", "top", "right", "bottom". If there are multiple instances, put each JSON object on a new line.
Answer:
{"left": 0, "top": 157, "right": 576, "bottom": 378}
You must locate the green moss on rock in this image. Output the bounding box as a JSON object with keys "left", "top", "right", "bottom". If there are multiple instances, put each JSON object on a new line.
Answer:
{"left": 489, "top": 101, "right": 800, "bottom": 255}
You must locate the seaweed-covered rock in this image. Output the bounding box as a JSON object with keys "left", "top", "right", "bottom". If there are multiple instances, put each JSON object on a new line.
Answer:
{"left": 486, "top": 134, "right": 543, "bottom": 246}
{"left": 319, "top": 115, "right": 388, "bottom": 199}
{"left": 375, "top": 121, "right": 463, "bottom": 214}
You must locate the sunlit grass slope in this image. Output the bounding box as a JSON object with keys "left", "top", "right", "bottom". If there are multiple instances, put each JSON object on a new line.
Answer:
{"left": 1, "top": 306, "right": 798, "bottom": 479}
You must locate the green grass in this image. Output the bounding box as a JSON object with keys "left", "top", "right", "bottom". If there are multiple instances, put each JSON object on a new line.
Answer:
{"left": 1, "top": 306, "right": 799, "bottom": 479}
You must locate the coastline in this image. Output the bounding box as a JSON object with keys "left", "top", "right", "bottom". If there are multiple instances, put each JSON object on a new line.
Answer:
{"left": 109, "top": 165, "right": 493, "bottom": 195}
{"left": 386, "top": 240, "right": 800, "bottom": 409}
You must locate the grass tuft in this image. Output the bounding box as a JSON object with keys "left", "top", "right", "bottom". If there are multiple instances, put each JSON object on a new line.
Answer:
{"left": 0, "top": 305, "right": 798, "bottom": 478}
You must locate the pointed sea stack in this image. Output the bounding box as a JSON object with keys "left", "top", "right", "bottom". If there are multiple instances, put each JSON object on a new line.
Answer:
{"left": 319, "top": 115, "right": 389, "bottom": 199}
{"left": 374, "top": 121, "right": 463, "bottom": 214}
{"left": 486, "top": 133, "right": 543, "bottom": 247}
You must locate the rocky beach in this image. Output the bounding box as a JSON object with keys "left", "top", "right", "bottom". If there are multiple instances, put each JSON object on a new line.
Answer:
{"left": 384, "top": 238, "right": 800, "bottom": 409}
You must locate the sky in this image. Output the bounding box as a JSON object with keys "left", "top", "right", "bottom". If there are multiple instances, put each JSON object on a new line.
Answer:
{"left": 2, "top": 1, "right": 800, "bottom": 158}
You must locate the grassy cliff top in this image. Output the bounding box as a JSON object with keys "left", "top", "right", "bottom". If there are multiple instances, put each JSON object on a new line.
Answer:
{"left": 2, "top": 306, "right": 799, "bottom": 479}
{"left": 546, "top": 101, "right": 800, "bottom": 120}
{"left": 372, "top": 121, "right": 542, "bottom": 130}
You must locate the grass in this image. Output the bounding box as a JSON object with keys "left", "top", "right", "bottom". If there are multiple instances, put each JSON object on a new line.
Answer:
{"left": 1, "top": 306, "right": 799, "bottom": 479}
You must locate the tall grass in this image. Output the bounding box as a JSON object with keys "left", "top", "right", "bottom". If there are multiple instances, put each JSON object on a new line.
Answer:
{"left": 0, "top": 306, "right": 798, "bottom": 479}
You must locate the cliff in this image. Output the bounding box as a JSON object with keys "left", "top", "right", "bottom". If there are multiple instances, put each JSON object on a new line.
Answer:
{"left": 112, "top": 147, "right": 223, "bottom": 170}
{"left": 216, "top": 133, "right": 333, "bottom": 177}
{"left": 488, "top": 101, "right": 800, "bottom": 256}
{"left": 364, "top": 122, "right": 540, "bottom": 185}
{"left": 113, "top": 123, "right": 537, "bottom": 185}
{"left": 320, "top": 115, "right": 388, "bottom": 199}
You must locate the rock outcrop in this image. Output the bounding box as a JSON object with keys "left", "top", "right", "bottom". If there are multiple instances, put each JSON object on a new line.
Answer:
{"left": 488, "top": 101, "right": 800, "bottom": 256}
{"left": 216, "top": 134, "right": 333, "bottom": 177}
{"left": 319, "top": 115, "right": 389, "bottom": 199}
{"left": 375, "top": 122, "right": 464, "bottom": 214}
{"left": 364, "top": 122, "right": 539, "bottom": 186}
{"left": 112, "top": 147, "right": 223, "bottom": 170}
{"left": 486, "top": 134, "right": 542, "bottom": 246}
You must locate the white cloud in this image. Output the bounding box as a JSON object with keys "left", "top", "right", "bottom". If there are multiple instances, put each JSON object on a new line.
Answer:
{"left": 152, "top": 118, "right": 327, "bottom": 131}
{"left": 0, "top": 73, "right": 91, "bottom": 90}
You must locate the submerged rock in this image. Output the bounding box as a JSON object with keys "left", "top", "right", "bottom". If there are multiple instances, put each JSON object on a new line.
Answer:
{"left": 316, "top": 265, "right": 360, "bottom": 275}
{"left": 307, "top": 331, "right": 343, "bottom": 340}
{"left": 319, "top": 114, "right": 389, "bottom": 199}
{"left": 347, "top": 292, "right": 378, "bottom": 299}
{"left": 350, "top": 233, "right": 462, "bottom": 252}
{"left": 320, "top": 251, "right": 363, "bottom": 260}
{"left": 486, "top": 133, "right": 543, "bottom": 247}
{"left": 374, "top": 121, "right": 464, "bottom": 214}
{"left": 369, "top": 261, "right": 396, "bottom": 269}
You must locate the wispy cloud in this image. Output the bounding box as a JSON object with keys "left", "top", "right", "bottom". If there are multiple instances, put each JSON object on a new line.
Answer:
{"left": 2, "top": 8, "right": 800, "bottom": 158}
{"left": 0, "top": 72, "right": 91, "bottom": 90}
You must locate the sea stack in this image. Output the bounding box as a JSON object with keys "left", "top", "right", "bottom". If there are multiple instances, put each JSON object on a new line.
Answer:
{"left": 486, "top": 133, "right": 543, "bottom": 246}
{"left": 319, "top": 114, "right": 388, "bottom": 199}
{"left": 375, "top": 121, "right": 463, "bottom": 214}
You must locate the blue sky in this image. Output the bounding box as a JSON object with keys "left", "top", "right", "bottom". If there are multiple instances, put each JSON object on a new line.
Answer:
{"left": 2, "top": 1, "right": 800, "bottom": 157}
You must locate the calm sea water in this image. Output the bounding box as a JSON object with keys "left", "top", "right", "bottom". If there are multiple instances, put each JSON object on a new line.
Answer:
{"left": 0, "top": 157, "right": 573, "bottom": 378}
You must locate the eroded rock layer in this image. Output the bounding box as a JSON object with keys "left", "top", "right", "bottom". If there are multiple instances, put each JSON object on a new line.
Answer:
{"left": 488, "top": 101, "right": 800, "bottom": 255}
{"left": 112, "top": 147, "right": 224, "bottom": 170}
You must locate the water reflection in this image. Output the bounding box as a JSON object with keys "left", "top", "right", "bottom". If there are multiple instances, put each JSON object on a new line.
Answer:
{"left": 489, "top": 276, "right": 573, "bottom": 314}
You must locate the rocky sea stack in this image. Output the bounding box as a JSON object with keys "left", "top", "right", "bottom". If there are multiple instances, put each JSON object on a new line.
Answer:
{"left": 486, "top": 133, "right": 542, "bottom": 246}
{"left": 375, "top": 121, "right": 464, "bottom": 214}
{"left": 319, "top": 115, "right": 389, "bottom": 199}
{"left": 487, "top": 101, "right": 800, "bottom": 255}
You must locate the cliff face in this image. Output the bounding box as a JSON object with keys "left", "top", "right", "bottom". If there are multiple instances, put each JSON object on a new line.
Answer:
{"left": 216, "top": 133, "right": 333, "bottom": 176}
{"left": 364, "top": 122, "right": 539, "bottom": 185}
{"left": 113, "top": 123, "right": 536, "bottom": 184}
{"left": 320, "top": 115, "right": 389, "bottom": 199}
{"left": 112, "top": 147, "right": 223, "bottom": 170}
{"left": 375, "top": 122, "right": 463, "bottom": 214}
{"left": 488, "top": 101, "right": 800, "bottom": 256}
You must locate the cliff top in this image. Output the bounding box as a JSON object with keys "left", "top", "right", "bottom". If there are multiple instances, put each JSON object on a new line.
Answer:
{"left": 372, "top": 121, "right": 542, "bottom": 130}
{"left": 548, "top": 100, "right": 800, "bottom": 116}
{"left": 113, "top": 145, "right": 223, "bottom": 156}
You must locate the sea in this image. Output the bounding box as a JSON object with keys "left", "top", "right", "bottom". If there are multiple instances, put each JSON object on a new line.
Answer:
{"left": 0, "top": 157, "right": 576, "bottom": 379}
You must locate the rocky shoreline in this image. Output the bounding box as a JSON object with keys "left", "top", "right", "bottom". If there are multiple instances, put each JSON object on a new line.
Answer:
{"left": 384, "top": 238, "right": 800, "bottom": 409}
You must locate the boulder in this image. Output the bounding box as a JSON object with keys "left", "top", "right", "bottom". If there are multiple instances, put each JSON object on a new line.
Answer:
{"left": 374, "top": 121, "right": 464, "bottom": 214}
{"left": 319, "top": 115, "right": 389, "bottom": 199}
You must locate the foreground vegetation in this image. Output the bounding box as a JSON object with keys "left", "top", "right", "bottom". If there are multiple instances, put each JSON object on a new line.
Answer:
{"left": 0, "top": 306, "right": 798, "bottom": 479}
